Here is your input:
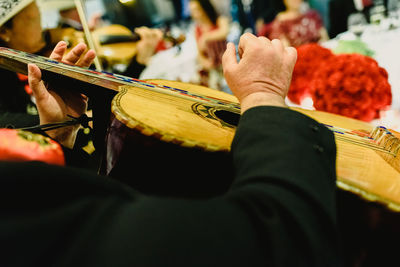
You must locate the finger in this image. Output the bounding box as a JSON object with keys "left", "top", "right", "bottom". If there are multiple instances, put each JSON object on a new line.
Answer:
{"left": 134, "top": 27, "right": 144, "bottom": 35}
{"left": 76, "top": 49, "right": 96, "bottom": 68}
{"left": 134, "top": 26, "right": 146, "bottom": 32}
{"left": 49, "top": 41, "right": 68, "bottom": 61}
{"left": 284, "top": 46, "right": 298, "bottom": 70}
{"left": 63, "top": 43, "right": 87, "bottom": 65}
{"left": 257, "top": 36, "right": 272, "bottom": 44}
{"left": 154, "top": 29, "right": 163, "bottom": 40}
{"left": 271, "top": 38, "right": 285, "bottom": 54}
{"left": 80, "top": 93, "right": 89, "bottom": 102}
{"left": 239, "top": 32, "right": 258, "bottom": 43}
{"left": 28, "top": 63, "right": 47, "bottom": 102}
{"left": 238, "top": 33, "right": 259, "bottom": 58}
{"left": 134, "top": 27, "right": 148, "bottom": 38}
{"left": 222, "top": 42, "right": 238, "bottom": 69}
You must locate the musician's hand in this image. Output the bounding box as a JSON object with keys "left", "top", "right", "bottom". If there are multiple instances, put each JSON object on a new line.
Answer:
{"left": 222, "top": 33, "right": 297, "bottom": 114}
{"left": 28, "top": 41, "right": 96, "bottom": 148}
{"left": 135, "top": 27, "right": 163, "bottom": 65}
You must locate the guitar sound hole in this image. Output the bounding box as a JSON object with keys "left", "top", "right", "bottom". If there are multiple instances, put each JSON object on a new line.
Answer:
{"left": 214, "top": 110, "right": 240, "bottom": 127}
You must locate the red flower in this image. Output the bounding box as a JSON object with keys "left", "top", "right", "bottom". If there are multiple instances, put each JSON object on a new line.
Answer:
{"left": 310, "top": 54, "right": 392, "bottom": 122}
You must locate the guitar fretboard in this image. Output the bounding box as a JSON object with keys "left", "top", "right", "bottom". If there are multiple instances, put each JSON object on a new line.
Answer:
{"left": 0, "top": 47, "right": 240, "bottom": 113}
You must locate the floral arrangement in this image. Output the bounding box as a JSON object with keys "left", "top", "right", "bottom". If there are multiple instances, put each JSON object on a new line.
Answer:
{"left": 311, "top": 53, "right": 392, "bottom": 121}
{"left": 288, "top": 43, "right": 392, "bottom": 122}
{"left": 288, "top": 43, "right": 334, "bottom": 104}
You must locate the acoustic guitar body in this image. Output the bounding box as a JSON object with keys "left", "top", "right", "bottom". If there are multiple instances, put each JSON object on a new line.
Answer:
{"left": 112, "top": 80, "right": 238, "bottom": 151}
{"left": 91, "top": 24, "right": 138, "bottom": 66}
{"left": 294, "top": 108, "right": 400, "bottom": 211}
{"left": 101, "top": 80, "right": 239, "bottom": 197}
{"left": 106, "top": 80, "right": 400, "bottom": 210}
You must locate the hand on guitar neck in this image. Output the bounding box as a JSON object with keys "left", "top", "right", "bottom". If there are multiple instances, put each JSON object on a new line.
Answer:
{"left": 28, "top": 41, "right": 96, "bottom": 149}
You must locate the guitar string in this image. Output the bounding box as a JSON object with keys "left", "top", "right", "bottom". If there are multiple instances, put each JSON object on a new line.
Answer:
{"left": 328, "top": 125, "right": 400, "bottom": 156}
{"left": 2, "top": 47, "right": 400, "bottom": 156}
{"left": 0, "top": 48, "right": 241, "bottom": 113}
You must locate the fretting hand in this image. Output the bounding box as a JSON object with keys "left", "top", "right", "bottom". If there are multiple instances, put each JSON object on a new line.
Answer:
{"left": 135, "top": 27, "right": 163, "bottom": 65}
{"left": 28, "top": 41, "right": 96, "bottom": 148}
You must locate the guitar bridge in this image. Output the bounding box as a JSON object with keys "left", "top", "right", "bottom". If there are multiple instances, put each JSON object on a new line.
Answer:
{"left": 370, "top": 126, "right": 400, "bottom": 156}
{"left": 325, "top": 124, "right": 400, "bottom": 156}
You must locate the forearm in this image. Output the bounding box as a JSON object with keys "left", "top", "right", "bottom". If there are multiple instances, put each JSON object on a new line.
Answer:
{"left": 45, "top": 126, "right": 80, "bottom": 149}
{"left": 227, "top": 106, "right": 339, "bottom": 264}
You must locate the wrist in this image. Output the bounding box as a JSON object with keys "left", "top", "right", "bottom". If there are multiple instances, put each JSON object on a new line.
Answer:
{"left": 240, "top": 92, "right": 287, "bottom": 114}
{"left": 45, "top": 126, "right": 79, "bottom": 149}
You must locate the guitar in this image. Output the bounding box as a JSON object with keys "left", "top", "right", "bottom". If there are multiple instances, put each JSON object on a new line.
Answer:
{"left": 46, "top": 24, "right": 186, "bottom": 67}
{"left": 0, "top": 47, "right": 399, "bottom": 210}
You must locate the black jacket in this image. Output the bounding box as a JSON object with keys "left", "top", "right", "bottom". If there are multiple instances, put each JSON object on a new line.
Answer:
{"left": 0, "top": 106, "right": 341, "bottom": 266}
{"left": 0, "top": 68, "right": 39, "bottom": 128}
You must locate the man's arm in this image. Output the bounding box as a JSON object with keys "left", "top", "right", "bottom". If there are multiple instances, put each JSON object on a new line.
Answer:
{"left": 227, "top": 105, "right": 339, "bottom": 266}
{"left": 222, "top": 34, "right": 340, "bottom": 265}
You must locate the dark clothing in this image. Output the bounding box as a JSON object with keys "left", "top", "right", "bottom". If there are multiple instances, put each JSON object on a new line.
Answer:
{"left": 0, "top": 106, "right": 341, "bottom": 266}
{"left": 328, "top": 0, "right": 360, "bottom": 38}
{"left": 252, "top": 0, "right": 277, "bottom": 24}
{"left": 0, "top": 68, "right": 39, "bottom": 128}
{"left": 328, "top": 0, "right": 388, "bottom": 38}
{"left": 233, "top": 0, "right": 277, "bottom": 33}
{"left": 121, "top": 55, "right": 147, "bottom": 78}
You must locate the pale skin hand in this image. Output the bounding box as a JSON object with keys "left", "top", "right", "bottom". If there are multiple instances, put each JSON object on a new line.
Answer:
{"left": 222, "top": 33, "right": 297, "bottom": 114}
{"left": 135, "top": 27, "right": 163, "bottom": 65}
{"left": 28, "top": 41, "right": 96, "bottom": 148}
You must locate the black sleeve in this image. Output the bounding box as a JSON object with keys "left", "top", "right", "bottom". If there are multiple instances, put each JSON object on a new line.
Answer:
{"left": 0, "top": 107, "right": 341, "bottom": 267}
{"left": 252, "top": 0, "right": 277, "bottom": 23}
{"left": 0, "top": 69, "right": 39, "bottom": 128}
{"left": 0, "top": 112, "right": 39, "bottom": 128}
{"left": 228, "top": 106, "right": 340, "bottom": 266}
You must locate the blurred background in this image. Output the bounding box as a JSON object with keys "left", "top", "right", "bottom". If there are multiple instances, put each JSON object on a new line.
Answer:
{"left": 37, "top": 0, "right": 400, "bottom": 130}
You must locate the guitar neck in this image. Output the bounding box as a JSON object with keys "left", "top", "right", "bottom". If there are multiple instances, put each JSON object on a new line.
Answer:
{"left": 0, "top": 47, "right": 128, "bottom": 92}
{"left": 0, "top": 47, "right": 240, "bottom": 112}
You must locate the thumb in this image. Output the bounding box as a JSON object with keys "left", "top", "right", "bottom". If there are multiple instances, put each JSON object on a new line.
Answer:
{"left": 28, "top": 63, "right": 47, "bottom": 102}
{"left": 222, "top": 42, "right": 238, "bottom": 70}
